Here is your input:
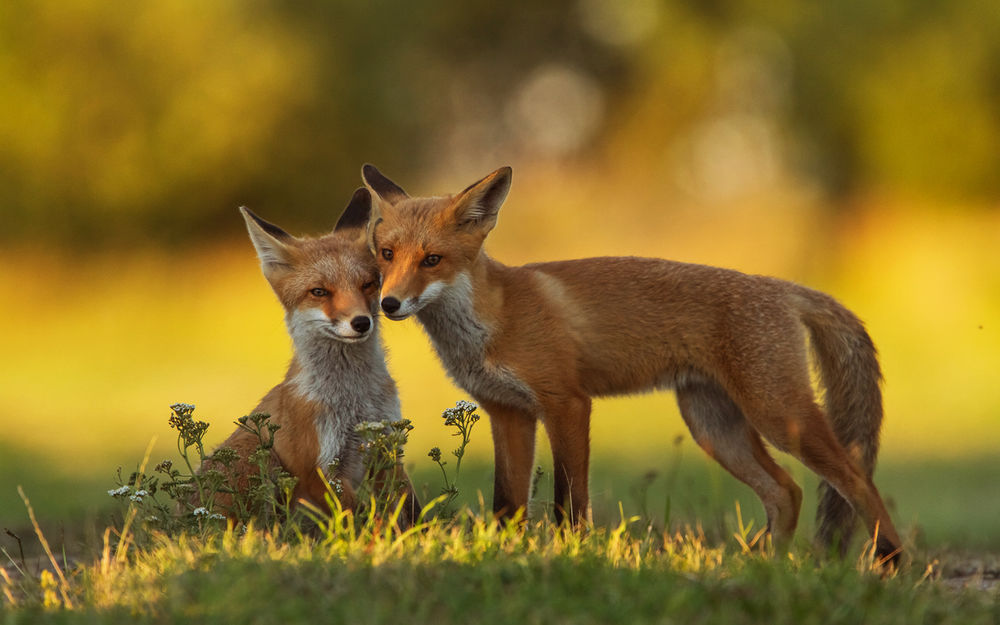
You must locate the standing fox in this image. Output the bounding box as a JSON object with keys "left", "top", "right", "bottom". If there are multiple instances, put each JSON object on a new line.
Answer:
{"left": 360, "top": 164, "right": 901, "bottom": 562}
{"left": 202, "top": 189, "right": 420, "bottom": 526}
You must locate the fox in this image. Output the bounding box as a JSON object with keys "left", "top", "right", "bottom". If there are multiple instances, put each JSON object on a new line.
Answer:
{"left": 359, "top": 163, "right": 902, "bottom": 562}
{"left": 199, "top": 188, "right": 420, "bottom": 527}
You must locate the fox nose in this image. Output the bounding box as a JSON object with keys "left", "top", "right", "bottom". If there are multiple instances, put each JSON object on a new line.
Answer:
{"left": 381, "top": 297, "right": 401, "bottom": 314}
{"left": 350, "top": 316, "right": 372, "bottom": 334}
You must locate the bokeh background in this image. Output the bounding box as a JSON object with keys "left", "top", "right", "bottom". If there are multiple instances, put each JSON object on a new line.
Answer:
{"left": 1, "top": 1, "right": 998, "bottom": 550}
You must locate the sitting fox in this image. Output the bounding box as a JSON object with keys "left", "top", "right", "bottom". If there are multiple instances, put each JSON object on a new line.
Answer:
{"left": 360, "top": 164, "right": 901, "bottom": 563}
{"left": 201, "top": 188, "right": 420, "bottom": 526}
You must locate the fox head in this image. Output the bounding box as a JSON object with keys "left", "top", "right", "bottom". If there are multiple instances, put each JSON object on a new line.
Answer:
{"left": 240, "top": 188, "right": 381, "bottom": 345}
{"left": 361, "top": 164, "right": 512, "bottom": 320}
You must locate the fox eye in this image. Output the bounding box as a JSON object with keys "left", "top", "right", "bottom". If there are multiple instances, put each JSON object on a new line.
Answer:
{"left": 422, "top": 254, "right": 441, "bottom": 267}
{"left": 309, "top": 288, "right": 329, "bottom": 297}
{"left": 362, "top": 279, "right": 378, "bottom": 290}
{"left": 381, "top": 248, "right": 393, "bottom": 261}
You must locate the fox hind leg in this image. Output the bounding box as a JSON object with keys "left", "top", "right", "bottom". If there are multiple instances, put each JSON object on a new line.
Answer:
{"left": 676, "top": 380, "right": 803, "bottom": 549}
{"left": 740, "top": 392, "right": 902, "bottom": 564}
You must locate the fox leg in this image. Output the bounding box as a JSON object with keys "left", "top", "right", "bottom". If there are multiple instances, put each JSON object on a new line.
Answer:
{"left": 742, "top": 394, "right": 902, "bottom": 563}
{"left": 395, "top": 465, "right": 424, "bottom": 528}
{"left": 330, "top": 476, "right": 358, "bottom": 514}
{"left": 676, "top": 381, "right": 802, "bottom": 547}
{"left": 540, "top": 394, "right": 593, "bottom": 525}
{"left": 372, "top": 463, "right": 423, "bottom": 528}
{"left": 289, "top": 466, "right": 358, "bottom": 518}
{"left": 481, "top": 399, "right": 538, "bottom": 520}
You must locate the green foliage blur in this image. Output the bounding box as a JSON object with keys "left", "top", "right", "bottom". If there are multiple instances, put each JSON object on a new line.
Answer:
{"left": 2, "top": 0, "right": 999, "bottom": 248}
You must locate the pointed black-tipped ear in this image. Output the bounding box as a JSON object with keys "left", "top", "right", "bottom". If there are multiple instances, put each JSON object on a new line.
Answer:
{"left": 451, "top": 166, "right": 512, "bottom": 232}
{"left": 362, "top": 163, "right": 409, "bottom": 205}
{"left": 239, "top": 206, "right": 295, "bottom": 273}
{"left": 335, "top": 188, "right": 372, "bottom": 232}
{"left": 241, "top": 206, "right": 293, "bottom": 241}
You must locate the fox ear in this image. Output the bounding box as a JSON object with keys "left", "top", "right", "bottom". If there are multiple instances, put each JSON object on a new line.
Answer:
{"left": 239, "top": 206, "right": 295, "bottom": 273}
{"left": 361, "top": 164, "right": 408, "bottom": 205}
{"left": 451, "top": 166, "right": 512, "bottom": 232}
{"left": 334, "top": 188, "right": 372, "bottom": 232}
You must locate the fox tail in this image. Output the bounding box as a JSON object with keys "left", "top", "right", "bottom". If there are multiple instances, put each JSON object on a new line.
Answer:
{"left": 796, "top": 288, "right": 885, "bottom": 555}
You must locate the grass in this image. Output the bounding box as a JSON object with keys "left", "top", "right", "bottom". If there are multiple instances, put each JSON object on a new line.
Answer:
{"left": 5, "top": 451, "right": 1000, "bottom": 559}
{"left": 3, "top": 415, "right": 998, "bottom": 554}
{"left": 2, "top": 505, "right": 997, "bottom": 623}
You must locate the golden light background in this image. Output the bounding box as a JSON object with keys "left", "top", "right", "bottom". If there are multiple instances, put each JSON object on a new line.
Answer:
{"left": 1, "top": 1, "right": 997, "bottom": 545}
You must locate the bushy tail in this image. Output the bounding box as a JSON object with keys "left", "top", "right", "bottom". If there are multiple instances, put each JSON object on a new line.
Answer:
{"left": 795, "top": 288, "right": 884, "bottom": 555}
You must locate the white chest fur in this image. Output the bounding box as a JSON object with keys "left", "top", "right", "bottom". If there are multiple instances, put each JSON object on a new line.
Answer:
{"left": 417, "top": 273, "right": 537, "bottom": 411}
{"left": 292, "top": 335, "right": 402, "bottom": 474}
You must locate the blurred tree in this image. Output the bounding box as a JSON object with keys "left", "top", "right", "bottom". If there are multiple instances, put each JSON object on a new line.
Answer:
{"left": 603, "top": 0, "right": 1000, "bottom": 204}
{"left": 784, "top": 0, "right": 1000, "bottom": 199}
{"left": 0, "top": 1, "right": 317, "bottom": 245}
{"left": 0, "top": 0, "right": 998, "bottom": 248}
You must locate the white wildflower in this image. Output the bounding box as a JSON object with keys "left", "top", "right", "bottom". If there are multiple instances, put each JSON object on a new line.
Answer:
{"left": 108, "top": 485, "right": 131, "bottom": 498}
{"left": 192, "top": 506, "right": 209, "bottom": 517}
{"left": 455, "top": 400, "right": 478, "bottom": 413}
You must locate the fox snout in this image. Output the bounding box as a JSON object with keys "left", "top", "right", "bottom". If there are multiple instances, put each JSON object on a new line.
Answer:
{"left": 289, "top": 307, "right": 375, "bottom": 345}
{"left": 380, "top": 297, "right": 401, "bottom": 315}
{"left": 350, "top": 315, "right": 372, "bottom": 334}
{"left": 379, "top": 294, "right": 416, "bottom": 320}
{"left": 379, "top": 281, "right": 448, "bottom": 320}
{"left": 330, "top": 313, "right": 374, "bottom": 341}
{"left": 319, "top": 289, "right": 379, "bottom": 341}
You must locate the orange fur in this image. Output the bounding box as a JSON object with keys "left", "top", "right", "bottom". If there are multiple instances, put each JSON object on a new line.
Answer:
{"left": 197, "top": 190, "right": 420, "bottom": 527}
{"left": 363, "top": 165, "right": 901, "bottom": 563}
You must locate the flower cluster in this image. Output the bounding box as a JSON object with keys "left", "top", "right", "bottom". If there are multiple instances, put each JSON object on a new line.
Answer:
{"left": 106, "top": 404, "right": 305, "bottom": 542}
{"left": 108, "top": 481, "right": 151, "bottom": 502}
{"left": 443, "top": 400, "right": 479, "bottom": 427}
{"left": 441, "top": 400, "right": 480, "bottom": 463}
{"left": 168, "top": 402, "right": 209, "bottom": 450}
{"left": 192, "top": 507, "right": 226, "bottom": 521}
{"left": 354, "top": 420, "right": 390, "bottom": 434}
{"left": 108, "top": 485, "right": 131, "bottom": 498}
{"left": 236, "top": 412, "right": 280, "bottom": 450}
{"left": 428, "top": 400, "right": 481, "bottom": 518}
{"left": 347, "top": 418, "right": 416, "bottom": 521}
